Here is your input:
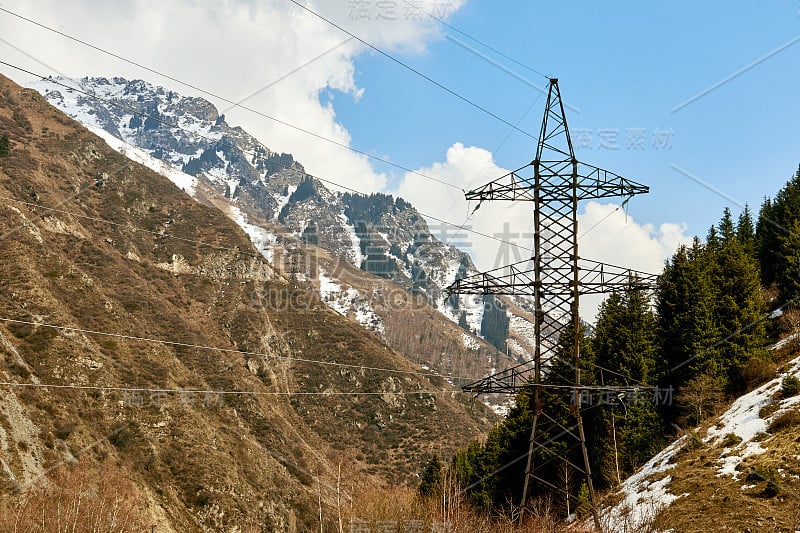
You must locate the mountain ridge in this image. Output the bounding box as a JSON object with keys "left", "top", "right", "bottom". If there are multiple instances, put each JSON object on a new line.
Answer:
{"left": 0, "top": 73, "right": 494, "bottom": 531}
{"left": 30, "top": 75, "right": 537, "bottom": 413}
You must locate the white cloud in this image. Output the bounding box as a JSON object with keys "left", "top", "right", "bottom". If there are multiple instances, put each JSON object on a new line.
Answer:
{"left": 395, "top": 144, "right": 692, "bottom": 322}
{"left": 0, "top": 0, "right": 691, "bottom": 322}
{"left": 578, "top": 201, "right": 692, "bottom": 322}
{"left": 394, "top": 142, "right": 533, "bottom": 270}
{"left": 0, "top": 0, "right": 461, "bottom": 193}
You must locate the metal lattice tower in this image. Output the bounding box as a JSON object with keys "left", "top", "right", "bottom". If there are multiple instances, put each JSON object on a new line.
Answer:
{"left": 447, "top": 79, "right": 655, "bottom": 529}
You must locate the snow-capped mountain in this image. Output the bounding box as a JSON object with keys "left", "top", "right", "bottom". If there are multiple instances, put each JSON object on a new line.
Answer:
{"left": 30, "top": 76, "right": 531, "bottom": 397}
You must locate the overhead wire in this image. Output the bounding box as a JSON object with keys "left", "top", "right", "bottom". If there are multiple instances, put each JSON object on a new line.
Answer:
{"left": 0, "top": 317, "right": 472, "bottom": 381}
{"left": 284, "top": 0, "right": 536, "bottom": 141}
{"left": 0, "top": 381, "right": 457, "bottom": 396}
{"left": 400, "top": 0, "right": 551, "bottom": 81}
{"left": 0, "top": 60, "right": 536, "bottom": 254}
{"left": 0, "top": 9, "right": 666, "bottom": 411}
{"left": 0, "top": 194, "right": 268, "bottom": 260}
{"left": 0, "top": 6, "right": 463, "bottom": 192}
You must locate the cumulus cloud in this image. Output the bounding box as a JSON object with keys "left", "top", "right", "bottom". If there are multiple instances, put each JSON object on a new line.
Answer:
{"left": 395, "top": 144, "right": 692, "bottom": 322}
{"left": 0, "top": 0, "right": 461, "bottom": 193}
{"left": 394, "top": 142, "right": 533, "bottom": 270}
{"left": 0, "top": 0, "right": 691, "bottom": 322}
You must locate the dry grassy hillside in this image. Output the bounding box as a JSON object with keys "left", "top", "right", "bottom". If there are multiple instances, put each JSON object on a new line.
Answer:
{"left": 0, "top": 74, "right": 493, "bottom": 531}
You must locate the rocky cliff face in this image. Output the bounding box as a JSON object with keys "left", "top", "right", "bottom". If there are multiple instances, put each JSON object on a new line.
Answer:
{"left": 0, "top": 73, "right": 496, "bottom": 531}
{"left": 30, "top": 76, "right": 536, "bottom": 412}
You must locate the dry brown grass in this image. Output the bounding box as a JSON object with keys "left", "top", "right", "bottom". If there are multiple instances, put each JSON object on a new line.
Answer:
{"left": 0, "top": 73, "right": 496, "bottom": 531}
{"left": 344, "top": 481, "right": 588, "bottom": 533}
{"left": 653, "top": 437, "right": 800, "bottom": 532}
{"left": 0, "top": 463, "right": 150, "bottom": 532}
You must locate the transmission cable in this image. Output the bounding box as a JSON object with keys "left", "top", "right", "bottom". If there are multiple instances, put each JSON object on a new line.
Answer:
{"left": 284, "top": 0, "right": 536, "bottom": 140}
{"left": 0, "top": 60, "right": 536, "bottom": 255}
{"left": 402, "top": 0, "right": 550, "bottom": 81}
{"left": 0, "top": 381, "right": 458, "bottom": 397}
{"left": 0, "top": 7, "right": 462, "bottom": 192}
{"left": 0, "top": 317, "right": 472, "bottom": 381}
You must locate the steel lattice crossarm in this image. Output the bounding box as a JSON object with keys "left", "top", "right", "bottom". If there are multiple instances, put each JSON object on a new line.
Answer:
{"left": 446, "top": 257, "right": 658, "bottom": 297}
{"left": 460, "top": 359, "right": 655, "bottom": 395}
{"left": 447, "top": 78, "right": 652, "bottom": 529}
{"left": 465, "top": 161, "right": 649, "bottom": 203}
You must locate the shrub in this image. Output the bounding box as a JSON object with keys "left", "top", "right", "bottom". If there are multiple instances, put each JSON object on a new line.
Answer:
{"left": 0, "top": 464, "right": 149, "bottom": 531}
{"left": 0, "top": 133, "right": 9, "bottom": 157}
{"left": 738, "top": 356, "right": 774, "bottom": 391}
{"left": 780, "top": 374, "right": 800, "bottom": 399}
{"left": 767, "top": 409, "right": 800, "bottom": 433}
{"left": 746, "top": 466, "right": 781, "bottom": 498}
{"left": 53, "top": 420, "right": 75, "bottom": 440}
{"left": 721, "top": 433, "right": 742, "bottom": 447}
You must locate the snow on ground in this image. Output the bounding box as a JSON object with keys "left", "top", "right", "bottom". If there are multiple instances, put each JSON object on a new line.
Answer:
{"left": 31, "top": 80, "right": 106, "bottom": 131}
{"left": 488, "top": 398, "right": 513, "bottom": 418}
{"left": 87, "top": 127, "right": 197, "bottom": 195}
{"left": 461, "top": 332, "right": 480, "bottom": 351}
{"left": 600, "top": 437, "right": 687, "bottom": 532}
{"left": 317, "top": 268, "right": 385, "bottom": 337}
{"left": 601, "top": 344, "right": 800, "bottom": 531}
{"left": 438, "top": 292, "right": 484, "bottom": 336}
{"left": 338, "top": 213, "right": 363, "bottom": 267}
{"left": 273, "top": 186, "right": 296, "bottom": 220}
{"left": 705, "top": 350, "right": 800, "bottom": 479}
{"left": 227, "top": 205, "right": 277, "bottom": 263}
{"left": 509, "top": 315, "right": 536, "bottom": 358}
{"left": 769, "top": 331, "right": 799, "bottom": 351}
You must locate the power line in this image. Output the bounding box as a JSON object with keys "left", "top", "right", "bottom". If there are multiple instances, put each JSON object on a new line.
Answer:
{"left": 0, "top": 194, "right": 267, "bottom": 260}
{"left": 0, "top": 7, "right": 462, "bottom": 192}
{"left": 0, "top": 317, "right": 472, "bottom": 381}
{"left": 406, "top": 0, "right": 550, "bottom": 81}
{"left": 0, "top": 381, "right": 456, "bottom": 396}
{"left": 0, "top": 60, "right": 536, "bottom": 254}
{"left": 284, "top": 0, "right": 536, "bottom": 141}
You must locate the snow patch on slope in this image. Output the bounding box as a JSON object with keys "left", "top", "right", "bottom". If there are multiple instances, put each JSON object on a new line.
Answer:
{"left": 273, "top": 186, "right": 297, "bottom": 220}
{"left": 227, "top": 205, "right": 277, "bottom": 263}
{"left": 602, "top": 342, "right": 800, "bottom": 531}
{"left": 338, "top": 213, "right": 363, "bottom": 267}
{"left": 317, "top": 269, "right": 384, "bottom": 337}
{"left": 88, "top": 127, "right": 197, "bottom": 195}
{"left": 704, "top": 351, "right": 800, "bottom": 479}
{"left": 461, "top": 332, "right": 480, "bottom": 351}
{"left": 600, "top": 437, "right": 686, "bottom": 532}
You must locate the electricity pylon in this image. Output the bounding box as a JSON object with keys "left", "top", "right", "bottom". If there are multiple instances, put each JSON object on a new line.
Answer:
{"left": 447, "top": 79, "right": 655, "bottom": 530}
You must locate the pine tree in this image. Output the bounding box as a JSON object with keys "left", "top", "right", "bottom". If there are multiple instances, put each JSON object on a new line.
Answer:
{"left": 656, "top": 240, "right": 718, "bottom": 384}
{"left": 588, "top": 282, "right": 663, "bottom": 486}
{"left": 756, "top": 196, "right": 779, "bottom": 286}
{"left": 736, "top": 204, "right": 756, "bottom": 255}
{"left": 592, "top": 283, "right": 657, "bottom": 385}
{"left": 712, "top": 229, "right": 767, "bottom": 391}
{"left": 718, "top": 207, "right": 736, "bottom": 244}
{"left": 706, "top": 225, "right": 720, "bottom": 252}
{"left": 419, "top": 454, "right": 444, "bottom": 497}
{"left": 757, "top": 165, "right": 800, "bottom": 299}
{"left": 777, "top": 218, "right": 800, "bottom": 305}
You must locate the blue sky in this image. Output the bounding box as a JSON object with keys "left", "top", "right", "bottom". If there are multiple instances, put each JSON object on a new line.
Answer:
{"left": 1, "top": 0, "right": 798, "bottom": 290}
{"left": 334, "top": 1, "right": 800, "bottom": 238}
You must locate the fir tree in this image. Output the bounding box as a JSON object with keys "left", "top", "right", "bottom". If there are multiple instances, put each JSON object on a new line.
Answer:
{"left": 656, "top": 240, "right": 718, "bottom": 384}
{"left": 718, "top": 207, "right": 736, "bottom": 244}
{"left": 588, "top": 282, "right": 663, "bottom": 486}
{"left": 419, "top": 454, "right": 444, "bottom": 497}
{"left": 712, "top": 229, "right": 767, "bottom": 391}
{"left": 592, "top": 283, "right": 657, "bottom": 385}
{"left": 736, "top": 204, "right": 756, "bottom": 255}
{"left": 756, "top": 165, "right": 800, "bottom": 299}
